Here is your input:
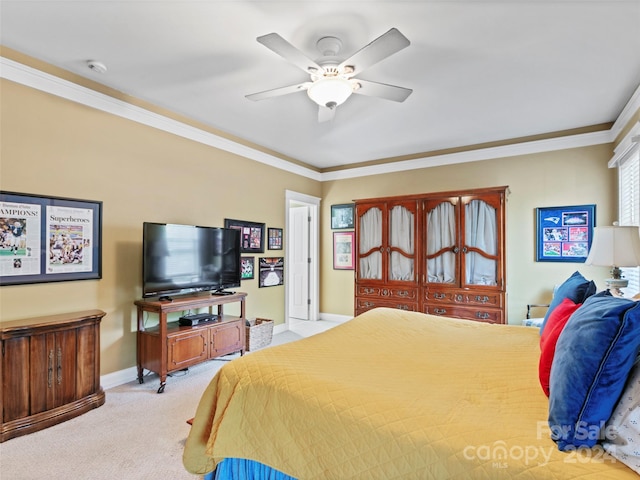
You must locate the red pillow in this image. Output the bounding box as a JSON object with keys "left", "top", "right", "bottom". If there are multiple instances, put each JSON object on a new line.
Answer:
{"left": 539, "top": 298, "right": 582, "bottom": 396}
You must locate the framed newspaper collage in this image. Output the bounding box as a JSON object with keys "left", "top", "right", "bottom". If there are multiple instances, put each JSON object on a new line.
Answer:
{"left": 0, "top": 191, "right": 102, "bottom": 286}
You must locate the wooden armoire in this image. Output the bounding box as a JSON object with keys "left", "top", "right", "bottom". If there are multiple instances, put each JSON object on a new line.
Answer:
{"left": 354, "top": 186, "right": 507, "bottom": 324}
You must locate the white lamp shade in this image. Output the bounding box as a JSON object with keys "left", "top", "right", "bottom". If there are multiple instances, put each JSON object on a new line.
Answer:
{"left": 307, "top": 77, "right": 354, "bottom": 108}
{"left": 585, "top": 225, "right": 640, "bottom": 267}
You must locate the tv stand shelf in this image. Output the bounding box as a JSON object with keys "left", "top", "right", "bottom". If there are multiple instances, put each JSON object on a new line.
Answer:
{"left": 135, "top": 292, "right": 247, "bottom": 393}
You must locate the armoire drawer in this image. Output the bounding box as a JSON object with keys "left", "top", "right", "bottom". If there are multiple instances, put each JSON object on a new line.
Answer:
{"left": 355, "top": 297, "right": 418, "bottom": 316}
{"left": 357, "top": 285, "right": 418, "bottom": 300}
{"left": 423, "top": 304, "right": 504, "bottom": 324}
{"left": 425, "top": 289, "right": 502, "bottom": 308}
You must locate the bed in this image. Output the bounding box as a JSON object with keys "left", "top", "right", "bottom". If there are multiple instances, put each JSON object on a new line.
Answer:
{"left": 183, "top": 305, "right": 640, "bottom": 479}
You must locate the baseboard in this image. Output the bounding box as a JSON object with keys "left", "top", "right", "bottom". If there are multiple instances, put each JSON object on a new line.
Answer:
{"left": 101, "top": 366, "right": 139, "bottom": 391}
{"left": 273, "top": 322, "right": 288, "bottom": 335}
{"left": 319, "top": 312, "right": 353, "bottom": 323}
{"left": 101, "top": 312, "right": 353, "bottom": 390}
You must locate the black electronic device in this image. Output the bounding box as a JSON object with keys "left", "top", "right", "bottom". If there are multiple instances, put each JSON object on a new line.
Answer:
{"left": 178, "top": 312, "right": 218, "bottom": 326}
{"left": 142, "top": 222, "right": 241, "bottom": 299}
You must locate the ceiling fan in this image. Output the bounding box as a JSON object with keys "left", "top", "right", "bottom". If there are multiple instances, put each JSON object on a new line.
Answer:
{"left": 246, "top": 28, "right": 413, "bottom": 122}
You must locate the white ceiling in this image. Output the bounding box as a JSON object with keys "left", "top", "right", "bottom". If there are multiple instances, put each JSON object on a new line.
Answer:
{"left": 2, "top": 1, "right": 640, "bottom": 170}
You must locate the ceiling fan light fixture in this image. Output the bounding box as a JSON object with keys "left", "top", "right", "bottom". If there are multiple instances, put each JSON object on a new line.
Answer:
{"left": 307, "top": 77, "right": 354, "bottom": 108}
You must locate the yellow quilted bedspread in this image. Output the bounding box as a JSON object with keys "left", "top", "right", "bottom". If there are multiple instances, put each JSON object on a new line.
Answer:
{"left": 183, "top": 308, "right": 637, "bottom": 479}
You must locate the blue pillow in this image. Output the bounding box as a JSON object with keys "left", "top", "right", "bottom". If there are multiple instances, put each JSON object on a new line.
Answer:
{"left": 539, "top": 271, "right": 596, "bottom": 335}
{"left": 547, "top": 292, "right": 640, "bottom": 451}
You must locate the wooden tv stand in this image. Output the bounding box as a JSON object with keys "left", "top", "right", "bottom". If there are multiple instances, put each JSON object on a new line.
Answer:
{"left": 135, "top": 292, "right": 246, "bottom": 393}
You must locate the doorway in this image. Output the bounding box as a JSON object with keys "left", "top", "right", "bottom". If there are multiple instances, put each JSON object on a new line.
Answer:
{"left": 285, "top": 190, "right": 320, "bottom": 326}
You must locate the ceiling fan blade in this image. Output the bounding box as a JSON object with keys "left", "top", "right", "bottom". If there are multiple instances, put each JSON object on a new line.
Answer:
{"left": 318, "top": 106, "right": 336, "bottom": 123}
{"left": 246, "top": 82, "right": 311, "bottom": 101}
{"left": 257, "top": 33, "right": 324, "bottom": 75}
{"left": 338, "top": 28, "right": 410, "bottom": 77}
{"left": 353, "top": 79, "right": 413, "bottom": 102}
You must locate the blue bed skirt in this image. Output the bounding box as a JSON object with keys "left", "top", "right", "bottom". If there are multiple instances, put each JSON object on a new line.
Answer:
{"left": 204, "top": 458, "right": 297, "bottom": 480}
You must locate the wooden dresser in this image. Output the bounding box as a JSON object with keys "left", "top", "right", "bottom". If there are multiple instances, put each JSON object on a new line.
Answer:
{"left": 355, "top": 186, "right": 507, "bottom": 324}
{"left": 1, "top": 310, "right": 105, "bottom": 442}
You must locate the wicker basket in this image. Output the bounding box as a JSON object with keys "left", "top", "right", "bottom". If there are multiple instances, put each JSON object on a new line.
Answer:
{"left": 245, "top": 318, "right": 274, "bottom": 351}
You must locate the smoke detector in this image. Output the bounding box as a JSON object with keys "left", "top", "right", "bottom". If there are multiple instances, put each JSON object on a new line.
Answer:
{"left": 86, "top": 60, "right": 107, "bottom": 74}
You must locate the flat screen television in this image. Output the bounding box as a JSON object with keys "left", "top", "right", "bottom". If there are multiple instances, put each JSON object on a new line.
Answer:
{"left": 142, "top": 222, "right": 241, "bottom": 299}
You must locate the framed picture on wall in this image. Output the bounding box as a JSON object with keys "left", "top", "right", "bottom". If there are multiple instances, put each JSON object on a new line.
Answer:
{"left": 331, "top": 203, "right": 354, "bottom": 229}
{"left": 0, "top": 191, "right": 103, "bottom": 285}
{"left": 268, "top": 227, "right": 283, "bottom": 250}
{"left": 333, "top": 231, "right": 355, "bottom": 270}
{"left": 224, "top": 219, "right": 265, "bottom": 253}
{"left": 259, "top": 257, "right": 284, "bottom": 287}
{"left": 535, "top": 204, "right": 596, "bottom": 262}
{"left": 241, "top": 256, "right": 255, "bottom": 280}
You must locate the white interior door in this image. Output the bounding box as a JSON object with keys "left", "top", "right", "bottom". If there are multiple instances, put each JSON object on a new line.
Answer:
{"left": 285, "top": 190, "right": 320, "bottom": 325}
{"left": 289, "top": 205, "right": 309, "bottom": 320}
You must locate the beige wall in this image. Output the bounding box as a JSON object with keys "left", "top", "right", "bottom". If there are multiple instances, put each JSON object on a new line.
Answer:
{"left": 320, "top": 144, "right": 617, "bottom": 322}
{"left": 0, "top": 72, "right": 629, "bottom": 379}
{"left": 0, "top": 79, "right": 322, "bottom": 375}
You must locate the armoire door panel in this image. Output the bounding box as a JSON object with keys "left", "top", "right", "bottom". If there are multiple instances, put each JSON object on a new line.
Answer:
{"left": 28, "top": 333, "right": 52, "bottom": 415}
{"left": 424, "top": 197, "right": 461, "bottom": 286}
{"left": 2, "top": 337, "right": 30, "bottom": 422}
{"left": 75, "top": 324, "right": 98, "bottom": 399}
{"left": 55, "top": 330, "right": 77, "bottom": 408}
{"left": 356, "top": 203, "right": 385, "bottom": 282}
{"left": 387, "top": 200, "right": 419, "bottom": 284}
{"left": 460, "top": 193, "right": 503, "bottom": 289}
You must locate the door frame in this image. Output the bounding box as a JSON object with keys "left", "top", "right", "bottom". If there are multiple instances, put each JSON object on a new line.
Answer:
{"left": 285, "top": 190, "right": 320, "bottom": 327}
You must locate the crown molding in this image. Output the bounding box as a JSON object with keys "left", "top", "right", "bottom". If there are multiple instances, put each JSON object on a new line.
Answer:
{"left": 2, "top": 56, "right": 627, "bottom": 183}
{"left": 609, "top": 120, "right": 640, "bottom": 168}
{"left": 0, "top": 57, "right": 322, "bottom": 181}
{"left": 321, "top": 129, "right": 615, "bottom": 181}
{"left": 611, "top": 82, "right": 640, "bottom": 141}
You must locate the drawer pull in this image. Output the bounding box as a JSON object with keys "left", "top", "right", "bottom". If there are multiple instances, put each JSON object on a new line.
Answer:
{"left": 48, "top": 349, "right": 54, "bottom": 388}
{"left": 364, "top": 288, "right": 375, "bottom": 294}
{"left": 476, "top": 312, "right": 490, "bottom": 320}
{"left": 434, "top": 308, "right": 447, "bottom": 315}
{"left": 397, "top": 290, "right": 409, "bottom": 297}
{"left": 364, "top": 301, "right": 376, "bottom": 308}
{"left": 475, "top": 295, "right": 489, "bottom": 303}
{"left": 455, "top": 294, "right": 464, "bottom": 302}
{"left": 57, "top": 347, "right": 63, "bottom": 385}
{"left": 434, "top": 293, "right": 446, "bottom": 299}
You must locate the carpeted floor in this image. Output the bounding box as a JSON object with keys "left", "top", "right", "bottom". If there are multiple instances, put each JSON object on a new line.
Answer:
{"left": 0, "top": 330, "right": 305, "bottom": 480}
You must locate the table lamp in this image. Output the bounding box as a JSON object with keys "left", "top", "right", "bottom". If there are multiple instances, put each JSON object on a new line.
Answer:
{"left": 585, "top": 225, "right": 640, "bottom": 296}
